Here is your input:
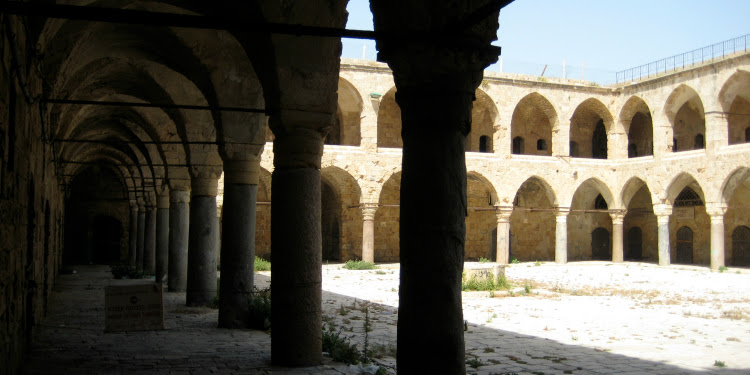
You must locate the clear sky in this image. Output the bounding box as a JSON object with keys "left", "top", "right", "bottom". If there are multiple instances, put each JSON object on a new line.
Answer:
{"left": 342, "top": 0, "right": 750, "bottom": 84}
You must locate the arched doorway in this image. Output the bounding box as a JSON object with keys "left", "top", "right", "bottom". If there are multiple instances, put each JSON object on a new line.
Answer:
{"left": 591, "top": 227, "right": 611, "bottom": 260}
{"left": 732, "top": 226, "right": 750, "bottom": 266}
{"left": 676, "top": 226, "right": 694, "bottom": 264}
{"left": 91, "top": 215, "right": 122, "bottom": 264}
{"left": 592, "top": 120, "right": 607, "bottom": 159}
{"left": 321, "top": 178, "right": 341, "bottom": 262}
{"left": 626, "top": 227, "right": 643, "bottom": 260}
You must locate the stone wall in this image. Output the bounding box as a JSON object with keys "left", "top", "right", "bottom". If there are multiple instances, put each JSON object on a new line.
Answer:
{"left": 0, "top": 16, "right": 65, "bottom": 372}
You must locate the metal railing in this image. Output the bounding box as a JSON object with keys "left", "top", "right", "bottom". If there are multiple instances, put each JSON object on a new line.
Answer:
{"left": 616, "top": 34, "right": 750, "bottom": 83}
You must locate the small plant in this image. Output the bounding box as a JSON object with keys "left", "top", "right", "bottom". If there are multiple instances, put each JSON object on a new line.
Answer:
{"left": 375, "top": 270, "right": 387, "bottom": 275}
{"left": 462, "top": 274, "right": 510, "bottom": 291}
{"left": 369, "top": 342, "right": 397, "bottom": 358}
{"left": 322, "top": 329, "right": 362, "bottom": 365}
{"left": 343, "top": 260, "right": 377, "bottom": 270}
{"left": 534, "top": 261, "right": 542, "bottom": 267}
{"left": 248, "top": 287, "right": 271, "bottom": 330}
{"left": 254, "top": 256, "right": 271, "bottom": 271}
{"left": 718, "top": 266, "right": 728, "bottom": 273}
{"left": 524, "top": 280, "right": 533, "bottom": 294}
{"left": 110, "top": 263, "right": 143, "bottom": 279}
{"left": 510, "top": 258, "right": 520, "bottom": 264}
{"left": 466, "top": 357, "right": 486, "bottom": 369}
{"left": 338, "top": 304, "right": 350, "bottom": 316}
{"left": 714, "top": 360, "right": 727, "bottom": 368}
{"left": 478, "top": 257, "right": 491, "bottom": 263}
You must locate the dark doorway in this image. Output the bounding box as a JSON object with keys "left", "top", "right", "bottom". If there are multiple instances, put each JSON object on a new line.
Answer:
{"left": 512, "top": 136, "right": 524, "bottom": 154}
{"left": 591, "top": 227, "right": 611, "bottom": 260}
{"left": 732, "top": 226, "right": 750, "bottom": 266}
{"left": 479, "top": 135, "right": 491, "bottom": 153}
{"left": 490, "top": 228, "right": 497, "bottom": 262}
{"left": 321, "top": 178, "right": 341, "bottom": 262}
{"left": 592, "top": 120, "right": 607, "bottom": 159}
{"left": 91, "top": 215, "right": 122, "bottom": 264}
{"left": 626, "top": 227, "right": 643, "bottom": 260}
{"left": 676, "top": 226, "right": 694, "bottom": 264}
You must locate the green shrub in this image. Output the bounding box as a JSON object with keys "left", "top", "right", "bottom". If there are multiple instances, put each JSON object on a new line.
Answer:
{"left": 254, "top": 256, "right": 271, "bottom": 271}
{"left": 322, "top": 328, "right": 362, "bottom": 365}
{"left": 248, "top": 287, "right": 271, "bottom": 330}
{"left": 343, "top": 260, "right": 377, "bottom": 270}
{"left": 478, "top": 257, "right": 491, "bottom": 263}
{"left": 510, "top": 257, "right": 520, "bottom": 264}
{"left": 462, "top": 274, "right": 510, "bottom": 291}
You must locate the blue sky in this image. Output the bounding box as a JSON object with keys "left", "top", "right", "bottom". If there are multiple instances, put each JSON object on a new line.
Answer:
{"left": 342, "top": 0, "right": 750, "bottom": 83}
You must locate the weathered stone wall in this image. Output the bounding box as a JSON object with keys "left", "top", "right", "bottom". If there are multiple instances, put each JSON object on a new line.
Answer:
{"left": 465, "top": 177, "right": 496, "bottom": 260}
{"left": 0, "top": 16, "right": 65, "bottom": 372}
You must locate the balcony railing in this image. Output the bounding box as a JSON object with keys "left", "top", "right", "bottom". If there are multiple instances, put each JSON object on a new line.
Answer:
{"left": 616, "top": 34, "right": 750, "bottom": 83}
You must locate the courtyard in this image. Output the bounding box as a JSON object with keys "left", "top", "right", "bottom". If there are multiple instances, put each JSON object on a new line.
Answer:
{"left": 24, "top": 262, "right": 750, "bottom": 374}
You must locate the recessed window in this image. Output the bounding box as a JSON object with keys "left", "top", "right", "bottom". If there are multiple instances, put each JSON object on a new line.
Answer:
{"left": 512, "top": 136, "right": 524, "bottom": 154}
{"left": 536, "top": 139, "right": 547, "bottom": 151}
{"left": 694, "top": 134, "right": 704, "bottom": 149}
{"left": 594, "top": 194, "right": 608, "bottom": 210}
{"left": 479, "top": 135, "right": 491, "bottom": 153}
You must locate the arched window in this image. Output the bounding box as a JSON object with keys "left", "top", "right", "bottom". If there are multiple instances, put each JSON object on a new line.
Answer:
{"left": 674, "top": 187, "right": 703, "bottom": 207}
{"left": 628, "top": 144, "right": 638, "bottom": 158}
{"left": 512, "top": 136, "right": 524, "bottom": 154}
{"left": 569, "top": 141, "right": 579, "bottom": 157}
{"left": 594, "top": 194, "right": 608, "bottom": 210}
{"left": 479, "top": 135, "right": 491, "bottom": 153}
{"left": 536, "top": 139, "right": 547, "bottom": 151}
{"left": 694, "top": 133, "right": 704, "bottom": 149}
{"left": 592, "top": 120, "right": 607, "bottom": 159}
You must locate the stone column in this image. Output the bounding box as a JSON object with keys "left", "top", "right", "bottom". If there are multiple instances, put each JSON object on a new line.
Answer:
{"left": 705, "top": 112, "right": 728, "bottom": 154}
{"left": 654, "top": 204, "right": 672, "bottom": 266}
{"left": 219, "top": 158, "right": 260, "bottom": 329}
{"left": 706, "top": 203, "right": 727, "bottom": 271}
{"left": 186, "top": 173, "right": 220, "bottom": 306}
{"left": 271, "top": 126, "right": 325, "bottom": 366}
{"left": 608, "top": 131, "right": 628, "bottom": 160}
{"left": 155, "top": 191, "right": 170, "bottom": 283}
{"left": 555, "top": 208, "right": 570, "bottom": 264}
{"left": 136, "top": 201, "right": 146, "bottom": 272}
{"left": 361, "top": 203, "right": 378, "bottom": 263}
{"left": 143, "top": 199, "right": 157, "bottom": 276}
{"left": 168, "top": 188, "right": 190, "bottom": 292}
{"left": 652, "top": 117, "right": 673, "bottom": 159}
{"left": 494, "top": 206, "right": 513, "bottom": 264}
{"left": 128, "top": 200, "right": 138, "bottom": 266}
{"left": 610, "top": 210, "right": 626, "bottom": 262}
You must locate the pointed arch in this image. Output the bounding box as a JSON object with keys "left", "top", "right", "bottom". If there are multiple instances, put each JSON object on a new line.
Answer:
{"left": 664, "top": 84, "right": 706, "bottom": 152}
{"left": 510, "top": 93, "right": 557, "bottom": 156}
{"left": 376, "top": 87, "right": 401, "bottom": 148}
{"left": 619, "top": 96, "right": 654, "bottom": 158}
{"left": 332, "top": 77, "right": 364, "bottom": 146}
{"left": 718, "top": 70, "right": 750, "bottom": 145}
{"left": 569, "top": 98, "right": 614, "bottom": 159}
{"left": 466, "top": 171, "right": 500, "bottom": 260}
{"left": 467, "top": 89, "right": 499, "bottom": 153}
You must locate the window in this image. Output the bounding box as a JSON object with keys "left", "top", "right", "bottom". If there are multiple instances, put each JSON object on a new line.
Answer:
{"left": 479, "top": 135, "right": 491, "bottom": 153}
{"left": 536, "top": 139, "right": 547, "bottom": 151}
{"left": 594, "top": 194, "right": 608, "bottom": 210}
{"left": 512, "top": 136, "right": 524, "bottom": 154}
{"left": 569, "top": 141, "right": 579, "bottom": 157}
{"left": 674, "top": 187, "right": 703, "bottom": 207}
{"left": 694, "top": 133, "right": 704, "bottom": 149}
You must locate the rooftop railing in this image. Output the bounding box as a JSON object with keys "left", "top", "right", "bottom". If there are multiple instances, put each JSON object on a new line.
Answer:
{"left": 616, "top": 34, "right": 750, "bottom": 83}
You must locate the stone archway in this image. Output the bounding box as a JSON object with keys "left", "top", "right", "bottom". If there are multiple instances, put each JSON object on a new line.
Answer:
{"left": 591, "top": 227, "right": 611, "bottom": 260}
{"left": 510, "top": 93, "right": 556, "bottom": 156}
{"left": 732, "top": 226, "right": 750, "bottom": 266}
{"left": 510, "top": 177, "right": 556, "bottom": 261}
{"left": 676, "top": 226, "right": 694, "bottom": 264}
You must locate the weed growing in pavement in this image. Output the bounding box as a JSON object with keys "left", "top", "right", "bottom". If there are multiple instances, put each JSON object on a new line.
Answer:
{"left": 254, "top": 256, "right": 271, "bottom": 271}
{"left": 248, "top": 287, "right": 271, "bottom": 330}
{"left": 466, "top": 357, "right": 486, "bottom": 369}
{"left": 322, "top": 328, "right": 361, "bottom": 365}
{"left": 484, "top": 346, "right": 495, "bottom": 353}
{"left": 721, "top": 308, "right": 746, "bottom": 320}
{"left": 343, "top": 260, "right": 377, "bottom": 270}
{"left": 719, "top": 266, "right": 728, "bottom": 273}
{"left": 369, "top": 341, "right": 397, "bottom": 358}
{"left": 338, "top": 304, "right": 349, "bottom": 316}
{"left": 479, "top": 257, "right": 491, "bottom": 263}
{"left": 462, "top": 274, "right": 510, "bottom": 291}
{"left": 523, "top": 280, "right": 533, "bottom": 294}
{"left": 714, "top": 360, "right": 727, "bottom": 367}
{"left": 511, "top": 257, "right": 520, "bottom": 264}
{"left": 375, "top": 270, "right": 387, "bottom": 275}
{"left": 534, "top": 261, "right": 542, "bottom": 266}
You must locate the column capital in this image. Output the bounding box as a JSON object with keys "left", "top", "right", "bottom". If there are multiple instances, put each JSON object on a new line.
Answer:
{"left": 138, "top": 201, "right": 146, "bottom": 212}
{"left": 555, "top": 207, "right": 570, "bottom": 217}
{"left": 170, "top": 188, "right": 190, "bottom": 204}
{"left": 609, "top": 209, "right": 626, "bottom": 224}
{"left": 157, "top": 194, "right": 170, "bottom": 209}
{"left": 653, "top": 203, "right": 673, "bottom": 217}
{"left": 360, "top": 203, "right": 378, "bottom": 221}
{"left": 190, "top": 169, "right": 220, "bottom": 197}
{"left": 272, "top": 126, "right": 325, "bottom": 170}
{"left": 494, "top": 205, "right": 513, "bottom": 222}
{"left": 223, "top": 157, "right": 260, "bottom": 185}
{"left": 705, "top": 202, "right": 727, "bottom": 218}
{"left": 130, "top": 200, "right": 138, "bottom": 210}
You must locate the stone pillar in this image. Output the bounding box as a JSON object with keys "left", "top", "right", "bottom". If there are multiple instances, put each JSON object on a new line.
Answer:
{"left": 155, "top": 192, "right": 170, "bottom": 283}
{"left": 654, "top": 204, "right": 672, "bottom": 266}
{"left": 555, "top": 208, "right": 570, "bottom": 264}
{"left": 143, "top": 199, "right": 157, "bottom": 276}
{"left": 128, "top": 201, "right": 138, "bottom": 266}
{"left": 361, "top": 203, "right": 378, "bottom": 263}
{"left": 271, "top": 126, "right": 324, "bottom": 366}
{"left": 706, "top": 203, "right": 727, "bottom": 271}
{"left": 219, "top": 158, "right": 260, "bottom": 329}
{"left": 610, "top": 210, "right": 626, "bottom": 263}
{"left": 186, "top": 174, "right": 220, "bottom": 306}
{"left": 652, "top": 117, "right": 673, "bottom": 159}
{"left": 705, "top": 112, "right": 728, "bottom": 154}
{"left": 136, "top": 201, "right": 146, "bottom": 272}
{"left": 168, "top": 189, "right": 190, "bottom": 292}
{"left": 608, "top": 131, "right": 628, "bottom": 160}
{"left": 494, "top": 206, "right": 513, "bottom": 264}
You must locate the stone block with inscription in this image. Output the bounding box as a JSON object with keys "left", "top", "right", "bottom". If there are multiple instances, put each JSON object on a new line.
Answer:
{"left": 105, "top": 283, "right": 165, "bottom": 332}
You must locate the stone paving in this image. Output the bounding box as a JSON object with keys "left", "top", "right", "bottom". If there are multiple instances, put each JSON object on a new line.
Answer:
{"left": 24, "top": 262, "right": 750, "bottom": 374}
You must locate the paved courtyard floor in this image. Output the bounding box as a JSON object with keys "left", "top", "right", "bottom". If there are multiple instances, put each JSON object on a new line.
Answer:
{"left": 23, "top": 261, "right": 750, "bottom": 374}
